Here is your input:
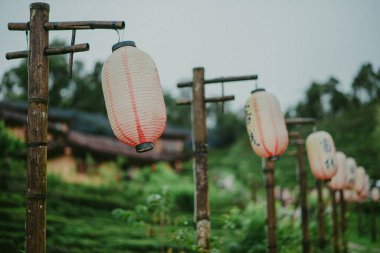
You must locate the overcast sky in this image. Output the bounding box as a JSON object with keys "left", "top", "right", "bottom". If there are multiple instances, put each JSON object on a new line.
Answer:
{"left": 1, "top": 0, "right": 380, "bottom": 112}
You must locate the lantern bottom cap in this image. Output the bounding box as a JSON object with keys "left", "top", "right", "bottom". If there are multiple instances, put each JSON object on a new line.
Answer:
{"left": 135, "top": 142, "right": 154, "bottom": 153}
{"left": 268, "top": 156, "right": 279, "bottom": 161}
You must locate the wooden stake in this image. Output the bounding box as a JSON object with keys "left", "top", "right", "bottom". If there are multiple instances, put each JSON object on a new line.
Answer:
{"left": 295, "top": 140, "right": 310, "bottom": 253}
{"left": 192, "top": 67, "right": 210, "bottom": 251}
{"left": 25, "top": 3, "right": 49, "bottom": 253}
{"left": 316, "top": 180, "right": 326, "bottom": 250}
{"left": 264, "top": 158, "right": 277, "bottom": 253}
{"left": 357, "top": 203, "right": 363, "bottom": 236}
{"left": 331, "top": 189, "right": 340, "bottom": 253}
{"left": 339, "top": 190, "right": 347, "bottom": 253}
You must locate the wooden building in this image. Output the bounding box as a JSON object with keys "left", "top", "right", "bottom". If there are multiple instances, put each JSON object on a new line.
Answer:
{"left": 0, "top": 101, "right": 190, "bottom": 177}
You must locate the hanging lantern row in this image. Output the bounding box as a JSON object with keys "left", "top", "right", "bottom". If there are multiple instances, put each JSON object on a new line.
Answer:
{"left": 303, "top": 128, "right": 378, "bottom": 203}
{"left": 101, "top": 41, "right": 167, "bottom": 153}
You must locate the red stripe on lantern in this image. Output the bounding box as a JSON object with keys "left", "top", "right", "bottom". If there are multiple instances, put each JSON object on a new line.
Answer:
{"left": 121, "top": 48, "right": 146, "bottom": 143}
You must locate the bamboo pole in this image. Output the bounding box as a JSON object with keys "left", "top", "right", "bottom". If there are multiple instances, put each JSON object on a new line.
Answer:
{"left": 295, "top": 139, "right": 310, "bottom": 253}
{"left": 44, "top": 43, "right": 89, "bottom": 55}
{"left": 331, "top": 190, "right": 340, "bottom": 253}
{"left": 8, "top": 20, "right": 125, "bottom": 31}
{"left": 25, "top": 3, "right": 49, "bottom": 253}
{"left": 176, "top": 95, "right": 234, "bottom": 105}
{"left": 316, "top": 180, "right": 326, "bottom": 250}
{"left": 6, "top": 44, "right": 89, "bottom": 60}
{"left": 264, "top": 158, "right": 277, "bottom": 253}
{"left": 192, "top": 67, "right": 210, "bottom": 251}
{"left": 177, "top": 74, "right": 257, "bottom": 87}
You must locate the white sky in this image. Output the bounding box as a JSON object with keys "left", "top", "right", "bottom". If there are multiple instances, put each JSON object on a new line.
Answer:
{"left": 1, "top": 0, "right": 380, "bottom": 112}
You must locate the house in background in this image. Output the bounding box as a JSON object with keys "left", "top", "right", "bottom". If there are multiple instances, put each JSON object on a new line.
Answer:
{"left": 0, "top": 101, "right": 190, "bottom": 181}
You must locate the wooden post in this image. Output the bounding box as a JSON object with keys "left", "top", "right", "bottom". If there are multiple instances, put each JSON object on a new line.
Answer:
{"left": 192, "top": 67, "right": 210, "bottom": 251}
{"left": 371, "top": 199, "right": 377, "bottom": 242}
{"left": 331, "top": 190, "right": 340, "bottom": 253}
{"left": 264, "top": 158, "right": 277, "bottom": 253}
{"left": 295, "top": 140, "right": 310, "bottom": 253}
{"left": 26, "top": 3, "right": 49, "bottom": 253}
{"left": 316, "top": 180, "right": 326, "bottom": 250}
{"left": 357, "top": 203, "right": 363, "bottom": 236}
{"left": 339, "top": 190, "right": 348, "bottom": 253}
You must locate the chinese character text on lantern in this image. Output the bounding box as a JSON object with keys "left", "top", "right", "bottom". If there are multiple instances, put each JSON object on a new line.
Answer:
{"left": 306, "top": 131, "right": 337, "bottom": 180}
{"left": 244, "top": 89, "right": 288, "bottom": 160}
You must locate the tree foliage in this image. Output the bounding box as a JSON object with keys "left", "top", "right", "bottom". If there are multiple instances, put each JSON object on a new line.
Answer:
{"left": 291, "top": 63, "right": 380, "bottom": 179}
{"left": 1, "top": 39, "right": 107, "bottom": 114}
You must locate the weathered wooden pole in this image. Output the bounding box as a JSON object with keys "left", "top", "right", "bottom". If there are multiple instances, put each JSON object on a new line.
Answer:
{"left": 264, "top": 158, "right": 277, "bottom": 253}
{"left": 295, "top": 139, "right": 310, "bottom": 253}
{"left": 331, "top": 189, "right": 340, "bottom": 253}
{"left": 191, "top": 67, "right": 210, "bottom": 251}
{"left": 371, "top": 199, "right": 377, "bottom": 242}
{"left": 7, "top": 3, "right": 125, "bottom": 252}
{"left": 339, "top": 190, "right": 348, "bottom": 253}
{"left": 25, "top": 3, "right": 49, "bottom": 253}
{"left": 316, "top": 180, "right": 326, "bottom": 250}
{"left": 177, "top": 69, "right": 256, "bottom": 251}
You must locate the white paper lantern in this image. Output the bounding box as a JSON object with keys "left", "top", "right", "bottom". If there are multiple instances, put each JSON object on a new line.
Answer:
{"left": 372, "top": 187, "right": 380, "bottom": 202}
{"left": 345, "top": 157, "right": 357, "bottom": 189}
{"left": 306, "top": 131, "right": 337, "bottom": 180}
{"left": 101, "top": 41, "right": 167, "bottom": 152}
{"left": 329, "top": 151, "right": 347, "bottom": 190}
{"left": 244, "top": 89, "right": 288, "bottom": 160}
{"left": 354, "top": 167, "right": 366, "bottom": 193}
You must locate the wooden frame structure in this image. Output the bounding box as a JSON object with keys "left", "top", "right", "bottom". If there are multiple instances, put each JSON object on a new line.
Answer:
{"left": 6, "top": 3, "right": 124, "bottom": 253}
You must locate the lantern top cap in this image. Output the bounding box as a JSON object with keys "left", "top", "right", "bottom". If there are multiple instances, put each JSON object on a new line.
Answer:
{"left": 112, "top": 41, "right": 136, "bottom": 52}
{"left": 30, "top": 2, "right": 50, "bottom": 10}
{"left": 251, "top": 88, "right": 266, "bottom": 94}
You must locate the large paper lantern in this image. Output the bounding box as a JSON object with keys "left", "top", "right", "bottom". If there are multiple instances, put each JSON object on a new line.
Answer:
{"left": 329, "top": 151, "right": 347, "bottom": 190}
{"left": 372, "top": 188, "right": 380, "bottom": 202}
{"left": 345, "top": 157, "right": 357, "bottom": 189}
{"left": 354, "top": 167, "right": 366, "bottom": 193}
{"left": 306, "top": 131, "right": 337, "bottom": 180}
{"left": 101, "top": 41, "right": 167, "bottom": 153}
{"left": 244, "top": 89, "right": 288, "bottom": 160}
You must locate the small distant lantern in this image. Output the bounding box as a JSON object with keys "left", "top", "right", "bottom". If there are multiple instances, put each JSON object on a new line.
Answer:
{"left": 372, "top": 187, "right": 380, "bottom": 202}
{"left": 101, "top": 41, "right": 167, "bottom": 153}
{"left": 244, "top": 89, "right": 289, "bottom": 160}
{"left": 344, "top": 190, "right": 359, "bottom": 203}
{"left": 329, "top": 151, "right": 347, "bottom": 190}
{"left": 354, "top": 167, "right": 366, "bottom": 193}
{"left": 345, "top": 157, "right": 357, "bottom": 189}
{"left": 306, "top": 131, "right": 337, "bottom": 180}
{"left": 359, "top": 174, "right": 370, "bottom": 199}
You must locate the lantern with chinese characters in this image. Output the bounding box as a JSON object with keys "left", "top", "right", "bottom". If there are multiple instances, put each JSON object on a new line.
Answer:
{"left": 372, "top": 187, "right": 380, "bottom": 202}
{"left": 101, "top": 41, "right": 167, "bottom": 153}
{"left": 244, "top": 89, "right": 289, "bottom": 160}
{"left": 306, "top": 131, "right": 337, "bottom": 180}
{"left": 345, "top": 157, "right": 357, "bottom": 188}
{"left": 329, "top": 151, "right": 347, "bottom": 190}
{"left": 354, "top": 167, "right": 366, "bottom": 193}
